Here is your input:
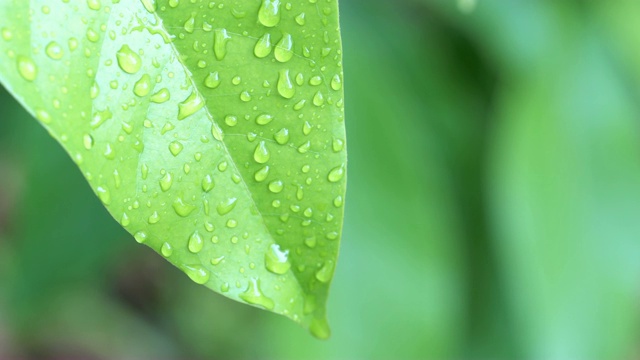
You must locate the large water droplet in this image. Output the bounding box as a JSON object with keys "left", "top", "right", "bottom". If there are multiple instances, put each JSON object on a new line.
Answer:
{"left": 331, "top": 74, "right": 342, "bottom": 90}
{"left": 204, "top": 71, "right": 221, "bottom": 88}
{"left": 151, "top": 88, "right": 170, "bottom": 103}
{"left": 268, "top": 180, "right": 284, "bottom": 193}
{"left": 169, "top": 140, "right": 184, "bottom": 156}
{"left": 273, "top": 128, "right": 289, "bottom": 144}
{"left": 90, "top": 107, "right": 113, "bottom": 129}
{"left": 213, "top": 28, "right": 231, "bottom": 60}
{"left": 183, "top": 13, "right": 195, "bottom": 33}
{"left": 178, "top": 91, "right": 204, "bottom": 120}
{"left": 258, "top": 0, "right": 281, "bottom": 28}
{"left": 134, "top": 231, "right": 148, "bottom": 244}
{"left": 161, "top": 242, "right": 173, "bottom": 257}
{"left": 254, "top": 166, "right": 270, "bottom": 182}
{"left": 239, "top": 278, "right": 275, "bottom": 310}
{"left": 265, "top": 244, "right": 291, "bottom": 274}
{"left": 17, "top": 56, "right": 37, "bottom": 81}
{"left": 256, "top": 114, "right": 274, "bottom": 125}
{"left": 254, "top": 33, "right": 272, "bottom": 58}
{"left": 253, "top": 141, "right": 270, "bottom": 163}
{"left": 188, "top": 230, "right": 204, "bottom": 253}
{"left": 116, "top": 45, "right": 142, "bottom": 74}
{"left": 277, "top": 69, "right": 295, "bottom": 99}
{"left": 274, "top": 33, "right": 293, "bottom": 63}
{"left": 202, "top": 174, "right": 215, "bottom": 192}
{"left": 159, "top": 172, "right": 173, "bottom": 191}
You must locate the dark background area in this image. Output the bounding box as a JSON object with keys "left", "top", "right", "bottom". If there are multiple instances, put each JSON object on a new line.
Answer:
{"left": 2, "top": 0, "right": 640, "bottom": 358}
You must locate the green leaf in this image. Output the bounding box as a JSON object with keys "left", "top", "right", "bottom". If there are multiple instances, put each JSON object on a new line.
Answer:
{"left": 0, "top": 0, "right": 346, "bottom": 338}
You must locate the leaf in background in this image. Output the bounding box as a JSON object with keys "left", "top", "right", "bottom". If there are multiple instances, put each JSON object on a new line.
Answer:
{"left": 0, "top": 0, "right": 346, "bottom": 338}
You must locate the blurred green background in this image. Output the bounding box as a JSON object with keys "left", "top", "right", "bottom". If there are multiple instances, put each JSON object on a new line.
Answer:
{"left": 2, "top": 0, "right": 640, "bottom": 358}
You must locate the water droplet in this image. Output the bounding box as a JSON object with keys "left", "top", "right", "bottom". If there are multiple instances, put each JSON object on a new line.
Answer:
{"left": 121, "top": 212, "right": 130, "bottom": 227}
{"left": 328, "top": 165, "right": 345, "bottom": 182}
{"left": 254, "top": 166, "right": 270, "bottom": 182}
{"left": 213, "top": 28, "right": 231, "bottom": 60}
{"left": 161, "top": 242, "right": 173, "bottom": 257}
{"left": 294, "top": 99, "right": 306, "bottom": 110}
{"left": 240, "top": 91, "right": 252, "bottom": 102}
{"left": 225, "top": 115, "right": 238, "bottom": 127}
{"left": 1, "top": 28, "right": 12, "bottom": 41}
{"left": 169, "top": 141, "right": 184, "bottom": 156}
{"left": 256, "top": 114, "right": 274, "bottom": 125}
{"left": 35, "top": 109, "right": 52, "bottom": 124}
{"left": 96, "top": 186, "right": 111, "bottom": 205}
{"left": 116, "top": 45, "right": 142, "bottom": 74}
{"left": 331, "top": 74, "right": 342, "bottom": 90}
{"left": 204, "top": 71, "right": 221, "bottom": 88}
{"left": 184, "top": 13, "right": 195, "bottom": 33}
{"left": 159, "top": 172, "right": 173, "bottom": 191}
{"left": 141, "top": 0, "right": 156, "bottom": 13}
{"left": 332, "top": 138, "right": 344, "bottom": 152}
{"left": 315, "top": 260, "right": 335, "bottom": 283}
{"left": 178, "top": 91, "right": 204, "bottom": 120}
{"left": 274, "top": 33, "right": 293, "bottom": 63}
{"left": 17, "top": 56, "right": 37, "bottom": 81}
{"left": 211, "top": 256, "right": 225, "bottom": 265}
{"left": 309, "top": 317, "right": 331, "bottom": 340}
{"left": 258, "top": 0, "right": 281, "bottom": 28}
{"left": 188, "top": 231, "right": 204, "bottom": 253}
{"left": 216, "top": 197, "right": 238, "bottom": 215}
{"left": 182, "top": 264, "right": 210, "bottom": 284}
{"left": 134, "top": 231, "right": 148, "bottom": 244}
{"left": 202, "top": 174, "right": 215, "bottom": 192}
{"left": 309, "top": 76, "right": 322, "bottom": 86}
{"left": 313, "top": 91, "right": 325, "bottom": 106}
{"left": 277, "top": 69, "right": 294, "bottom": 99}
{"left": 90, "top": 107, "right": 112, "bottom": 129}
{"left": 265, "top": 244, "right": 291, "bottom": 274}
{"left": 304, "top": 236, "right": 317, "bottom": 248}
{"left": 295, "top": 12, "right": 306, "bottom": 25}
{"left": 253, "top": 141, "right": 270, "bottom": 163}
{"left": 297, "top": 141, "right": 311, "bottom": 153}
{"left": 274, "top": 128, "right": 289, "bottom": 144}
{"left": 133, "top": 74, "right": 152, "bottom": 97}
{"left": 173, "top": 197, "right": 196, "bottom": 217}
{"left": 45, "top": 41, "right": 64, "bottom": 60}
{"left": 148, "top": 211, "right": 160, "bottom": 224}
{"left": 268, "top": 180, "right": 284, "bottom": 193}
{"left": 150, "top": 88, "right": 170, "bottom": 103}
{"left": 334, "top": 195, "right": 343, "bottom": 207}
{"left": 87, "top": 0, "right": 101, "bottom": 10}
{"left": 254, "top": 33, "right": 272, "bottom": 58}
{"left": 239, "top": 278, "right": 275, "bottom": 310}
{"left": 302, "top": 121, "right": 312, "bottom": 135}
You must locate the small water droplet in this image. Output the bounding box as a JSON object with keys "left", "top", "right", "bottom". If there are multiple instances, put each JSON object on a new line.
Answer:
{"left": 256, "top": 114, "right": 274, "bottom": 125}
{"left": 17, "top": 56, "right": 37, "bottom": 81}
{"left": 258, "top": 0, "right": 281, "bottom": 27}
{"left": 254, "top": 166, "right": 270, "bottom": 182}
{"left": 96, "top": 186, "right": 111, "bottom": 205}
{"left": 274, "top": 128, "right": 289, "bottom": 144}
{"left": 315, "top": 260, "right": 335, "bottom": 283}
{"left": 254, "top": 33, "right": 272, "bottom": 58}
{"left": 268, "top": 180, "right": 284, "bottom": 193}
{"left": 116, "top": 45, "right": 142, "bottom": 74}
{"left": 297, "top": 141, "right": 311, "bottom": 153}
{"left": 239, "top": 278, "right": 275, "bottom": 310}
{"left": 216, "top": 197, "right": 238, "bottom": 215}
{"left": 295, "top": 12, "right": 306, "bottom": 25}
{"left": 213, "top": 28, "right": 231, "bottom": 60}
{"left": 133, "top": 74, "right": 152, "bottom": 97}
{"left": 204, "top": 71, "right": 221, "bottom": 88}
{"left": 182, "top": 264, "right": 210, "bottom": 284}
{"left": 328, "top": 165, "right": 345, "bottom": 182}
{"left": 45, "top": 41, "right": 64, "bottom": 60}
{"left": 253, "top": 141, "right": 270, "bottom": 163}
{"left": 141, "top": 0, "right": 157, "bottom": 13}
{"left": 184, "top": 13, "right": 195, "bottom": 33}
{"left": 161, "top": 242, "right": 173, "bottom": 257}
{"left": 148, "top": 211, "right": 160, "bottom": 224}
{"left": 173, "top": 197, "right": 196, "bottom": 217}
{"left": 277, "top": 69, "right": 295, "bottom": 99}
{"left": 331, "top": 74, "right": 342, "bottom": 90}
{"left": 274, "top": 33, "right": 293, "bottom": 63}
{"left": 150, "top": 88, "right": 170, "bottom": 103}
{"left": 134, "top": 231, "right": 148, "bottom": 244}
{"left": 313, "top": 91, "right": 325, "bottom": 106}
{"left": 202, "top": 174, "right": 215, "bottom": 192}
{"left": 159, "top": 172, "right": 173, "bottom": 191}
{"left": 265, "top": 244, "right": 291, "bottom": 274}
{"left": 169, "top": 140, "right": 184, "bottom": 156}
{"left": 188, "top": 230, "right": 204, "bottom": 253}
{"left": 211, "top": 256, "right": 225, "bottom": 265}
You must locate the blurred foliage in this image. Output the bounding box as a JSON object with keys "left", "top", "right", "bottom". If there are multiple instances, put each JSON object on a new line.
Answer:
{"left": 1, "top": 0, "right": 640, "bottom": 358}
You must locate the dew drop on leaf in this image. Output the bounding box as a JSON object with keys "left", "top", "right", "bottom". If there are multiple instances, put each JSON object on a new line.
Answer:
{"left": 116, "top": 44, "right": 142, "bottom": 74}
{"left": 239, "top": 278, "right": 275, "bottom": 310}
{"left": 258, "top": 0, "right": 281, "bottom": 28}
